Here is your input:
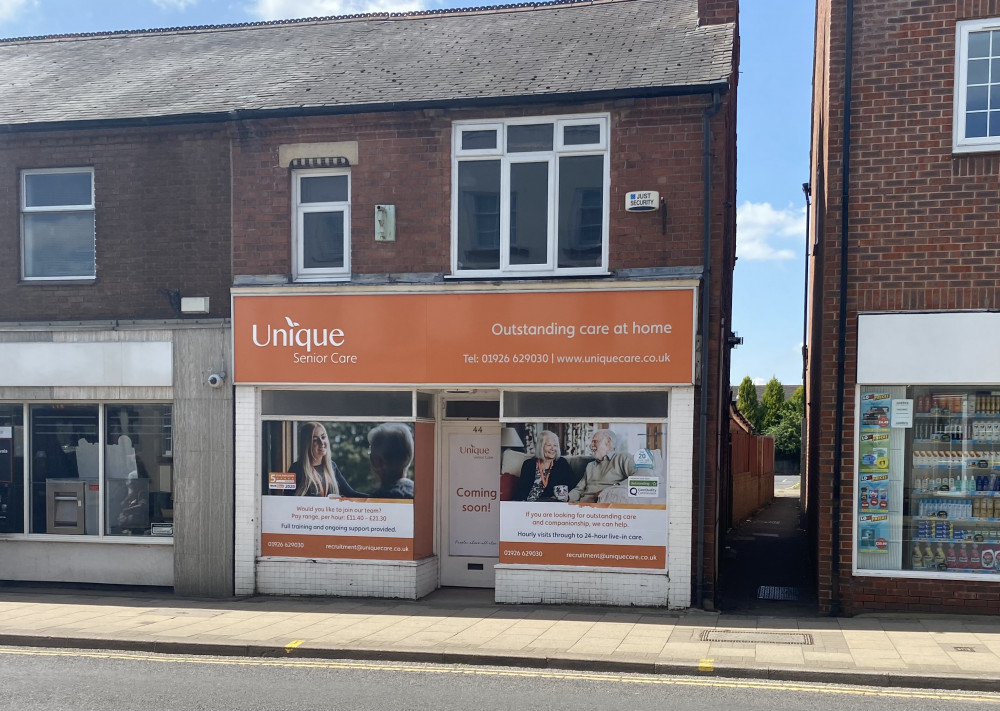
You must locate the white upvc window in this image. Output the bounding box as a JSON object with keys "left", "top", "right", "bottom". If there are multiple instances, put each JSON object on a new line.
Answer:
{"left": 451, "top": 115, "right": 610, "bottom": 277}
{"left": 292, "top": 168, "right": 351, "bottom": 281}
{"left": 954, "top": 18, "right": 1000, "bottom": 153}
{"left": 20, "top": 168, "right": 96, "bottom": 280}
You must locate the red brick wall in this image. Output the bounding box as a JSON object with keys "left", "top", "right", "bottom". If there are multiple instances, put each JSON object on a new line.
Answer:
{"left": 699, "top": 0, "right": 739, "bottom": 25}
{"left": 810, "top": 0, "right": 1000, "bottom": 614}
{"left": 0, "top": 125, "right": 232, "bottom": 321}
{"left": 231, "top": 96, "right": 726, "bottom": 278}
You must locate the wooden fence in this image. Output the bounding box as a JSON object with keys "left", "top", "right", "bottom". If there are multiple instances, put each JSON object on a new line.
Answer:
{"left": 730, "top": 429, "right": 775, "bottom": 522}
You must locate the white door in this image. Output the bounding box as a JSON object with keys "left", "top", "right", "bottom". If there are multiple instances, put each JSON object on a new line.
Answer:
{"left": 439, "top": 421, "right": 501, "bottom": 587}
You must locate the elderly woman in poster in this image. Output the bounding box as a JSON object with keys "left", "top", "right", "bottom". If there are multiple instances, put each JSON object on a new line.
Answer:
{"left": 514, "top": 430, "right": 577, "bottom": 502}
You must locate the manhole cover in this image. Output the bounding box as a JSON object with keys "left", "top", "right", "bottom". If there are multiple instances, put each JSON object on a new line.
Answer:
{"left": 700, "top": 630, "right": 813, "bottom": 646}
{"left": 758, "top": 585, "right": 800, "bottom": 601}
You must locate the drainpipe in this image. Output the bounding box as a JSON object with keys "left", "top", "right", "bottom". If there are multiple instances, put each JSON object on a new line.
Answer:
{"left": 696, "top": 88, "right": 722, "bottom": 610}
{"left": 830, "top": 0, "right": 855, "bottom": 617}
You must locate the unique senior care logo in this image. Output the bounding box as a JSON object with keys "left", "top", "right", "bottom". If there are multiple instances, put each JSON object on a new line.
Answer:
{"left": 250, "top": 315, "right": 357, "bottom": 364}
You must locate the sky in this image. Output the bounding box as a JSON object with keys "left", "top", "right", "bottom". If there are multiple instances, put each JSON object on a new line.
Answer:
{"left": 0, "top": 0, "right": 815, "bottom": 387}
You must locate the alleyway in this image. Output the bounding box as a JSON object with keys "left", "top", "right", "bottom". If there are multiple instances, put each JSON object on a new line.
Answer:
{"left": 717, "top": 479, "right": 817, "bottom": 614}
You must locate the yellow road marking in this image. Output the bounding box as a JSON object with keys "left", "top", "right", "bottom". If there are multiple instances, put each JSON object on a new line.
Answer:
{"left": 698, "top": 658, "right": 714, "bottom": 672}
{"left": 0, "top": 646, "right": 995, "bottom": 704}
{"left": 284, "top": 640, "right": 304, "bottom": 653}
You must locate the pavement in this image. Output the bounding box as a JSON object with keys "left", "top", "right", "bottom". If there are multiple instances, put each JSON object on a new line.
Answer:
{"left": 1, "top": 483, "right": 999, "bottom": 693}
{"left": 2, "top": 584, "right": 1000, "bottom": 692}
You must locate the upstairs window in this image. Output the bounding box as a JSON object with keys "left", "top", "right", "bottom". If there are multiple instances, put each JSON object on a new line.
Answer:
{"left": 955, "top": 18, "right": 1000, "bottom": 153}
{"left": 452, "top": 115, "right": 609, "bottom": 277}
{"left": 21, "top": 168, "right": 95, "bottom": 280}
{"left": 292, "top": 169, "right": 351, "bottom": 281}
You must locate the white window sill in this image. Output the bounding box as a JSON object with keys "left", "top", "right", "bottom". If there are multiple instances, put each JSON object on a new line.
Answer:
{"left": 446, "top": 270, "right": 610, "bottom": 280}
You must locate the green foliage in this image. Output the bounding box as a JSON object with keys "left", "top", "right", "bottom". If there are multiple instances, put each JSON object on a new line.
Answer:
{"left": 736, "top": 376, "right": 762, "bottom": 431}
{"left": 765, "top": 405, "right": 803, "bottom": 457}
{"left": 760, "top": 376, "right": 786, "bottom": 430}
{"left": 786, "top": 385, "right": 804, "bottom": 415}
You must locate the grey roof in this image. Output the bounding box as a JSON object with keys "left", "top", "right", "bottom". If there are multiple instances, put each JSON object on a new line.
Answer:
{"left": 0, "top": 0, "right": 734, "bottom": 128}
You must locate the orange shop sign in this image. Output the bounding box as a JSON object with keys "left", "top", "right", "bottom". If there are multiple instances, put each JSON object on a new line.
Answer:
{"left": 232, "top": 288, "right": 695, "bottom": 385}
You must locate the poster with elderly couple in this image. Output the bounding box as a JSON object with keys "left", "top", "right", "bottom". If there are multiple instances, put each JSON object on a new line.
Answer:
{"left": 260, "top": 421, "right": 417, "bottom": 561}
{"left": 499, "top": 422, "right": 667, "bottom": 569}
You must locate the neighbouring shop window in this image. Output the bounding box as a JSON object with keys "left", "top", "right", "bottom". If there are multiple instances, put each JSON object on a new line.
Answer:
{"left": 452, "top": 115, "right": 609, "bottom": 276}
{"left": 292, "top": 168, "right": 351, "bottom": 281}
{"left": 855, "top": 386, "right": 1000, "bottom": 577}
{"left": 0, "top": 405, "right": 25, "bottom": 534}
{"left": 105, "top": 404, "right": 174, "bottom": 537}
{"left": 13, "top": 403, "right": 173, "bottom": 538}
{"left": 21, "top": 168, "right": 96, "bottom": 280}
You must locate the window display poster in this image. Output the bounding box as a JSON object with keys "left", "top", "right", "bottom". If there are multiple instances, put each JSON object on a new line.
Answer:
{"left": 448, "top": 433, "right": 500, "bottom": 557}
{"left": 859, "top": 473, "right": 890, "bottom": 512}
{"left": 858, "top": 512, "right": 889, "bottom": 553}
{"left": 498, "top": 422, "right": 667, "bottom": 569}
{"left": 860, "top": 392, "right": 892, "bottom": 429}
{"left": 891, "top": 399, "right": 913, "bottom": 429}
{"left": 859, "top": 432, "right": 891, "bottom": 474}
{"left": 260, "top": 421, "right": 416, "bottom": 560}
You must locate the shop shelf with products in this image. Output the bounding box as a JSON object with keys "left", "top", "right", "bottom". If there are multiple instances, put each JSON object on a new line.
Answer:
{"left": 905, "top": 390, "right": 1000, "bottom": 575}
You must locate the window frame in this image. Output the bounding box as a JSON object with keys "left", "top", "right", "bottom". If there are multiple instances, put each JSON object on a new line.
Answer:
{"left": 291, "top": 168, "right": 351, "bottom": 282}
{"left": 954, "top": 18, "right": 1000, "bottom": 154}
{"left": 20, "top": 167, "right": 96, "bottom": 281}
{"left": 451, "top": 114, "right": 611, "bottom": 278}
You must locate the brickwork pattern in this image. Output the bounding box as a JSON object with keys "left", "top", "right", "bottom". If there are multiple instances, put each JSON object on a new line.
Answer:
{"left": 230, "top": 96, "right": 727, "bottom": 278}
{"left": 0, "top": 125, "right": 231, "bottom": 321}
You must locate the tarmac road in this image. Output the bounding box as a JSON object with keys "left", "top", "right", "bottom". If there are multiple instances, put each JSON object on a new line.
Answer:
{"left": 1, "top": 646, "right": 998, "bottom": 711}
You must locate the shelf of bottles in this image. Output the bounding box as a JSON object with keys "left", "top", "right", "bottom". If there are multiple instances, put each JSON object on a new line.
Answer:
{"left": 907, "top": 391, "right": 1000, "bottom": 575}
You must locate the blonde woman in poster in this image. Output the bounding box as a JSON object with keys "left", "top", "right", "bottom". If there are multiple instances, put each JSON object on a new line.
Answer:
{"left": 288, "top": 422, "right": 368, "bottom": 498}
{"left": 514, "top": 430, "right": 577, "bottom": 502}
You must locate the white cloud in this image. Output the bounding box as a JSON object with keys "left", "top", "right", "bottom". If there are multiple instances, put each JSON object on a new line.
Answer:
{"left": 249, "top": 0, "right": 427, "bottom": 20}
{"left": 151, "top": 0, "right": 198, "bottom": 8}
{"left": 736, "top": 201, "right": 805, "bottom": 261}
{"left": 0, "top": 0, "right": 28, "bottom": 24}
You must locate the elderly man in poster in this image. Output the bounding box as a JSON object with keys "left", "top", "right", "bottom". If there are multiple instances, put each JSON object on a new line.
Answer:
{"left": 567, "top": 428, "right": 635, "bottom": 503}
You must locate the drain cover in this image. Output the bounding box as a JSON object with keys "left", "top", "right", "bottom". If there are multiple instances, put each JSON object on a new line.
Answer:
{"left": 700, "top": 630, "right": 813, "bottom": 645}
{"left": 954, "top": 646, "right": 977, "bottom": 652}
{"left": 758, "top": 585, "right": 800, "bottom": 601}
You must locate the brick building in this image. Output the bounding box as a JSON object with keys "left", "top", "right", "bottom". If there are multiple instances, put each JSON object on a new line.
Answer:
{"left": 0, "top": 0, "right": 738, "bottom": 607}
{"left": 0, "top": 116, "right": 234, "bottom": 590}
{"left": 807, "top": 0, "right": 1000, "bottom": 614}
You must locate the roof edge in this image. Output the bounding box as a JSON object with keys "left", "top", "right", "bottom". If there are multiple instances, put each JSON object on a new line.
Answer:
{"left": 0, "top": 81, "right": 731, "bottom": 134}
{"left": 0, "top": 0, "right": 634, "bottom": 44}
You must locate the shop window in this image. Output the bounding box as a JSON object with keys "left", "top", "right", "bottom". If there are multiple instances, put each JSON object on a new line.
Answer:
{"left": 0, "top": 405, "right": 25, "bottom": 534}
{"left": 452, "top": 116, "right": 609, "bottom": 277}
{"left": 105, "top": 404, "right": 174, "bottom": 537}
{"left": 292, "top": 169, "right": 351, "bottom": 281}
{"left": 855, "top": 386, "right": 1000, "bottom": 577}
{"left": 262, "top": 390, "right": 412, "bottom": 418}
{"left": 21, "top": 168, "right": 96, "bottom": 280}
{"left": 9, "top": 403, "right": 173, "bottom": 538}
{"left": 502, "top": 391, "right": 669, "bottom": 420}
